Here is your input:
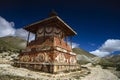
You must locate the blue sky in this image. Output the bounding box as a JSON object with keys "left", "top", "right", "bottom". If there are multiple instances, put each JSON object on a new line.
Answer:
{"left": 0, "top": 0, "right": 120, "bottom": 57}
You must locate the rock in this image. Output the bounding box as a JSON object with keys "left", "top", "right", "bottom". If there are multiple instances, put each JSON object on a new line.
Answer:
{"left": 6, "top": 56, "right": 12, "bottom": 60}
{"left": 0, "top": 55, "right": 2, "bottom": 58}
{"left": 0, "top": 58, "right": 10, "bottom": 63}
{"left": 82, "top": 63, "right": 93, "bottom": 68}
{"left": 2, "top": 52, "right": 9, "bottom": 56}
{"left": 0, "top": 51, "right": 19, "bottom": 63}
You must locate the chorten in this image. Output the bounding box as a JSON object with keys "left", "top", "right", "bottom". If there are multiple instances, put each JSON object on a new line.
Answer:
{"left": 15, "top": 11, "right": 80, "bottom": 73}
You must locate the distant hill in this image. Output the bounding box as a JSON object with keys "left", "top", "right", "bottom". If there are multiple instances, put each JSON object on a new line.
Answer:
{"left": 73, "top": 48, "right": 95, "bottom": 58}
{"left": 0, "top": 36, "right": 26, "bottom": 52}
{"left": 72, "top": 48, "right": 96, "bottom": 64}
{"left": 104, "top": 54, "right": 120, "bottom": 64}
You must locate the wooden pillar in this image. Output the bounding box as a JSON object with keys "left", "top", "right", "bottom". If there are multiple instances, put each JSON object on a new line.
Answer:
{"left": 35, "top": 33, "right": 37, "bottom": 40}
{"left": 66, "top": 36, "right": 68, "bottom": 46}
{"left": 27, "top": 31, "right": 30, "bottom": 46}
{"left": 60, "top": 31, "right": 63, "bottom": 45}
{"left": 70, "top": 36, "right": 72, "bottom": 49}
{"left": 65, "top": 35, "right": 68, "bottom": 46}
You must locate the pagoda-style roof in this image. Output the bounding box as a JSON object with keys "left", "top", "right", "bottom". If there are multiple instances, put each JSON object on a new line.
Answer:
{"left": 24, "top": 16, "right": 77, "bottom": 36}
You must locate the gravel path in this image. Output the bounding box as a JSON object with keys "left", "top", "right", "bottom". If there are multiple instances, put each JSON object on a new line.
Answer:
{"left": 0, "top": 64, "right": 119, "bottom": 80}
{"left": 81, "top": 65, "right": 120, "bottom": 80}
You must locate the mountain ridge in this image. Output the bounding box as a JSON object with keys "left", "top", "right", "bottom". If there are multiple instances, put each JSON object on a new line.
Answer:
{"left": 72, "top": 48, "right": 96, "bottom": 64}
{"left": 0, "top": 36, "right": 26, "bottom": 52}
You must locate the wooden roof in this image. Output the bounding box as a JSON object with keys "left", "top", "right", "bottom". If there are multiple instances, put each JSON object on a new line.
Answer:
{"left": 24, "top": 16, "right": 77, "bottom": 36}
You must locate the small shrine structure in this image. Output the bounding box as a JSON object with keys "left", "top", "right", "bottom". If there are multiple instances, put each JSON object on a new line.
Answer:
{"left": 15, "top": 11, "right": 80, "bottom": 73}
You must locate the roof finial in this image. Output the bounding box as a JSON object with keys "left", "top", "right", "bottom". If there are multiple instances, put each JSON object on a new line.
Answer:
{"left": 49, "top": 9, "right": 58, "bottom": 17}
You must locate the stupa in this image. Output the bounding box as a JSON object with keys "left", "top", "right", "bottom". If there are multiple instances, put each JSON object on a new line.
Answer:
{"left": 15, "top": 11, "right": 80, "bottom": 73}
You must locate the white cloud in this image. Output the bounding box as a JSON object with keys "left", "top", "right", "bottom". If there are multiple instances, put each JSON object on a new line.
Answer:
{"left": 68, "top": 42, "right": 80, "bottom": 48}
{"left": 99, "top": 39, "right": 120, "bottom": 52}
{"left": 90, "top": 39, "right": 120, "bottom": 57}
{"left": 90, "top": 50, "right": 110, "bottom": 57}
{"left": 0, "top": 16, "right": 15, "bottom": 37}
{"left": 15, "top": 28, "right": 35, "bottom": 41}
{"left": 0, "top": 16, "right": 35, "bottom": 41}
{"left": 72, "top": 42, "right": 80, "bottom": 48}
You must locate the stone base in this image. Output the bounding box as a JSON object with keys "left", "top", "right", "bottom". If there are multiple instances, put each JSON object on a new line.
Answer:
{"left": 14, "top": 62, "right": 80, "bottom": 73}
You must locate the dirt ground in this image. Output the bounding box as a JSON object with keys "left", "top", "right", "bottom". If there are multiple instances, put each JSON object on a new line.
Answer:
{"left": 81, "top": 65, "right": 120, "bottom": 80}
{"left": 0, "top": 64, "right": 119, "bottom": 80}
